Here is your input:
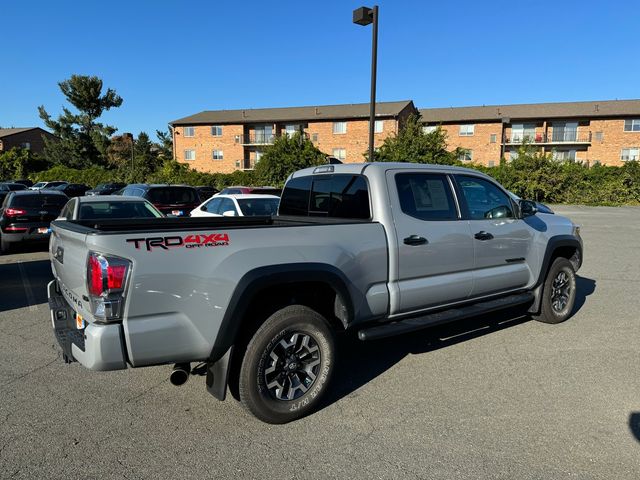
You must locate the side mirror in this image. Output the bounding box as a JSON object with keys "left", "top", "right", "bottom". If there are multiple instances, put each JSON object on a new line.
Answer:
{"left": 200, "top": 205, "right": 207, "bottom": 211}
{"left": 222, "top": 210, "right": 236, "bottom": 217}
{"left": 519, "top": 199, "right": 538, "bottom": 218}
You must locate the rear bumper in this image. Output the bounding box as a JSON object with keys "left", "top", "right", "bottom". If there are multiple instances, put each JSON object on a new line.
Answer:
{"left": 48, "top": 280, "right": 127, "bottom": 371}
{"left": 1, "top": 230, "right": 50, "bottom": 243}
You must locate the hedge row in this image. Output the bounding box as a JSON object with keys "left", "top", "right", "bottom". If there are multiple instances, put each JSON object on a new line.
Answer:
{"left": 30, "top": 158, "right": 640, "bottom": 206}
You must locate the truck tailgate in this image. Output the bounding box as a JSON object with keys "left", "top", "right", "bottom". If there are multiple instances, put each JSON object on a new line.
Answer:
{"left": 49, "top": 222, "right": 92, "bottom": 320}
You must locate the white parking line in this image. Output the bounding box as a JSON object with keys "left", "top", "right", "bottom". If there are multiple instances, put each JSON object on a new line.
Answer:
{"left": 17, "top": 261, "right": 39, "bottom": 312}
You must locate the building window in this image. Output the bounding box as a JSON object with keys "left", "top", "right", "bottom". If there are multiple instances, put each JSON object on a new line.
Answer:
{"left": 624, "top": 119, "right": 640, "bottom": 132}
{"left": 333, "top": 122, "right": 347, "bottom": 134}
{"left": 235, "top": 160, "right": 241, "bottom": 168}
{"left": 490, "top": 134, "right": 497, "bottom": 143}
{"left": 423, "top": 125, "right": 437, "bottom": 134}
{"left": 621, "top": 148, "right": 640, "bottom": 161}
{"left": 458, "top": 150, "right": 473, "bottom": 162}
{"left": 184, "top": 126, "right": 195, "bottom": 137}
{"left": 553, "top": 149, "right": 577, "bottom": 161}
{"left": 374, "top": 120, "right": 384, "bottom": 133}
{"left": 211, "top": 126, "right": 223, "bottom": 136}
{"left": 459, "top": 124, "right": 475, "bottom": 136}
{"left": 20, "top": 142, "right": 31, "bottom": 149}
{"left": 311, "top": 133, "right": 318, "bottom": 142}
{"left": 212, "top": 150, "right": 223, "bottom": 160}
{"left": 332, "top": 148, "right": 346, "bottom": 161}
{"left": 594, "top": 131, "right": 604, "bottom": 142}
{"left": 488, "top": 160, "right": 495, "bottom": 167}
{"left": 184, "top": 149, "right": 196, "bottom": 161}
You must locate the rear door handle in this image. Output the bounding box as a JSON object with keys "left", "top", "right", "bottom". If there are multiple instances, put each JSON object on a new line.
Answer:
{"left": 403, "top": 235, "right": 428, "bottom": 246}
{"left": 474, "top": 231, "right": 494, "bottom": 241}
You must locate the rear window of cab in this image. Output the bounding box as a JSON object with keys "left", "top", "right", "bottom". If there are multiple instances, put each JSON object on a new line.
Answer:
{"left": 279, "top": 174, "right": 370, "bottom": 219}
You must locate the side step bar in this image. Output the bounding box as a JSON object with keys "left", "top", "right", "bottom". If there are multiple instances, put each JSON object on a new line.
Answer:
{"left": 358, "top": 292, "right": 534, "bottom": 341}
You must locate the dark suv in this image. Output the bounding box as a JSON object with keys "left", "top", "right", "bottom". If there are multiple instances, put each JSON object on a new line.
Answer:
{"left": 0, "top": 182, "right": 28, "bottom": 205}
{"left": 119, "top": 184, "right": 199, "bottom": 216}
{"left": 0, "top": 190, "right": 68, "bottom": 253}
{"left": 85, "top": 182, "right": 127, "bottom": 196}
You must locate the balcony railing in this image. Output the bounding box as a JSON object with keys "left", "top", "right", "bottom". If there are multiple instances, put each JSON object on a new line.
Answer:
{"left": 235, "top": 133, "right": 277, "bottom": 145}
{"left": 240, "top": 158, "right": 256, "bottom": 170}
{"left": 235, "top": 131, "right": 310, "bottom": 145}
{"left": 505, "top": 131, "right": 591, "bottom": 145}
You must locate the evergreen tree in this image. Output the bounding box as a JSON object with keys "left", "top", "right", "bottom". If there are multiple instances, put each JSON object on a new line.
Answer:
{"left": 374, "top": 113, "right": 463, "bottom": 165}
{"left": 155, "top": 128, "right": 174, "bottom": 161}
{"left": 38, "top": 75, "right": 123, "bottom": 168}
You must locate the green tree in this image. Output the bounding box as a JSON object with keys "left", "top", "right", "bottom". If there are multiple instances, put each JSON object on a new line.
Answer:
{"left": 0, "top": 147, "right": 49, "bottom": 179}
{"left": 253, "top": 133, "right": 326, "bottom": 186}
{"left": 38, "top": 75, "right": 123, "bottom": 168}
{"left": 155, "top": 128, "right": 174, "bottom": 161}
{"left": 373, "top": 114, "right": 463, "bottom": 165}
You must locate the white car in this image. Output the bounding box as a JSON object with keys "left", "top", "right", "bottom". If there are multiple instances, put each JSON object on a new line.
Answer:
{"left": 30, "top": 181, "right": 68, "bottom": 191}
{"left": 58, "top": 195, "right": 164, "bottom": 220}
{"left": 190, "top": 194, "right": 280, "bottom": 217}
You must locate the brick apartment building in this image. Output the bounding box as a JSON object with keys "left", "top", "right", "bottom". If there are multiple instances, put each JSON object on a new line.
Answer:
{"left": 421, "top": 99, "right": 640, "bottom": 166}
{"left": 170, "top": 101, "right": 415, "bottom": 173}
{"left": 171, "top": 99, "right": 640, "bottom": 172}
{"left": 0, "top": 128, "right": 57, "bottom": 156}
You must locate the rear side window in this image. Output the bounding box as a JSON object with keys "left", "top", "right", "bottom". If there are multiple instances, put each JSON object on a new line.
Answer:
{"left": 279, "top": 176, "right": 312, "bottom": 216}
{"left": 395, "top": 173, "right": 458, "bottom": 221}
{"left": 147, "top": 187, "right": 197, "bottom": 205}
{"left": 203, "top": 197, "right": 222, "bottom": 214}
{"left": 281, "top": 174, "right": 370, "bottom": 219}
{"left": 123, "top": 187, "right": 144, "bottom": 197}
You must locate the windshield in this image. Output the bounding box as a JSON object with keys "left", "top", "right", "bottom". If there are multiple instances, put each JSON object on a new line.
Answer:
{"left": 78, "top": 201, "right": 163, "bottom": 220}
{"left": 147, "top": 187, "right": 197, "bottom": 205}
{"left": 237, "top": 198, "right": 280, "bottom": 216}
{"left": 94, "top": 184, "right": 107, "bottom": 189}
{"left": 32, "top": 182, "right": 47, "bottom": 188}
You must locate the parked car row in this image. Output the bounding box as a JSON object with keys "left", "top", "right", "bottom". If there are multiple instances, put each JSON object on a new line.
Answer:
{"left": 0, "top": 180, "right": 282, "bottom": 254}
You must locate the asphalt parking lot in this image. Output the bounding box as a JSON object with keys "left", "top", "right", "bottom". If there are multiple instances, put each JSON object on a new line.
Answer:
{"left": 0, "top": 205, "right": 638, "bottom": 479}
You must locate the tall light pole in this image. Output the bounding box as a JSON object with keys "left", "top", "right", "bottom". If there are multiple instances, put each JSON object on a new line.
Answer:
{"left": 124, "top": 132, "right": 135, "bottom": 180}
{"left": 353, "top": 5, "right": 378, "bottom": 163}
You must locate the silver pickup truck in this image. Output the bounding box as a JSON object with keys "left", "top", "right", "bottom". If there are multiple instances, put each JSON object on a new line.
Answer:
{"left": 48, "top": 162, "right": 583, "bottom": 423}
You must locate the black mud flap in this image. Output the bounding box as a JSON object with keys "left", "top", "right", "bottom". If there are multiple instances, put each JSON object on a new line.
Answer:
{"left": 205, "top": 346, "right": 233, "bottom": 401}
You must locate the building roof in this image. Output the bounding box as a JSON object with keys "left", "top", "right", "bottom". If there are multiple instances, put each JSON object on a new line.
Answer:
{"left": 171, "top": 101, "right": 414, "bottom": 125}
{"left": 419, "top": 99, "right": 640, "bottom": 123}
{"left": 0, "top": 127, "right": 45, "bottom": 138}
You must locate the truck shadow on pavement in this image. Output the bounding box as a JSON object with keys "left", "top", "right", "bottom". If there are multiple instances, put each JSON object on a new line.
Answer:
{"left": 0, "top": 258, "right": 52, "bottom": 313}
{"left": 629, "top": 413, "right": 640, "bottom": 443}
{"left": 323, "top": 275, "right": 596, "bottom": 411}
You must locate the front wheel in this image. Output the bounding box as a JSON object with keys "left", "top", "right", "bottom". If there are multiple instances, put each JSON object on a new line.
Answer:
{"left": 238, "top": 305, "right": 336, "bottom": 424}
{"left": 533, "top": 257, "right": 577, "bottom": 324}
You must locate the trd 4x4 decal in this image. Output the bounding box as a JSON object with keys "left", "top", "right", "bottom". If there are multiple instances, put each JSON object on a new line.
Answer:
{"left": 126, "top": 233, "right": 230, "bottom": 251}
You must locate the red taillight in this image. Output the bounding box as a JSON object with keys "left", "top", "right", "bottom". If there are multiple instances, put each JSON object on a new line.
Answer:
{"left": 107, "top": 265, "right": 126, "bottom": 290}
{"left": 88, "top": 255, "right": 103, "bottom": 296}
{"left": 5, "top": 208, "right": 27, "bottom": 216}
{"left": 87, "top": 253, "right": 129, "bottom": 296}
{"left": 4, "top": 226, "right": 28, "bottom": 232}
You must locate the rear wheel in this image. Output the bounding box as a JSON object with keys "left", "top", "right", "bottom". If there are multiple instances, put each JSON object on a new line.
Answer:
{"left": 533, "top": 257, "right": 577, "bottom": 324}
{"left": 238, "top": 305, "right": 336, "bottom": 424}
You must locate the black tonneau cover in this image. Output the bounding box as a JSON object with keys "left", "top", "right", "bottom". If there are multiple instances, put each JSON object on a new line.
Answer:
{"left": 53, "top": 215, "right": 372, "bottom": 235}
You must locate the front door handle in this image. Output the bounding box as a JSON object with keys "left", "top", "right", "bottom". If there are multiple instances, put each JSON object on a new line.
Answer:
{"left": 404, "top": 235, "right": 428, "bottom": 246}
{"left": 474, "top": 231, "right": 494, "bottom": 241}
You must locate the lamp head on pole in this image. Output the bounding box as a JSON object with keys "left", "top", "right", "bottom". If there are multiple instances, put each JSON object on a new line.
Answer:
{"left": 353, "top": 6, "right": 373, "bottom": 26}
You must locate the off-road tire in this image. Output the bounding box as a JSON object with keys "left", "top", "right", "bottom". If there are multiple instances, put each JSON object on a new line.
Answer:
{"left": 533, "top": 257, "right": 577, "bottom": 324}
{"left": 238, "top": 305, "right": 335, "bottom": 424}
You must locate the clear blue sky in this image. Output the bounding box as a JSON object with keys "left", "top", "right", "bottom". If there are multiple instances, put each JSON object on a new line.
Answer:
{"left": 1, "top": 0, "right": 638, "bottom": 138}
